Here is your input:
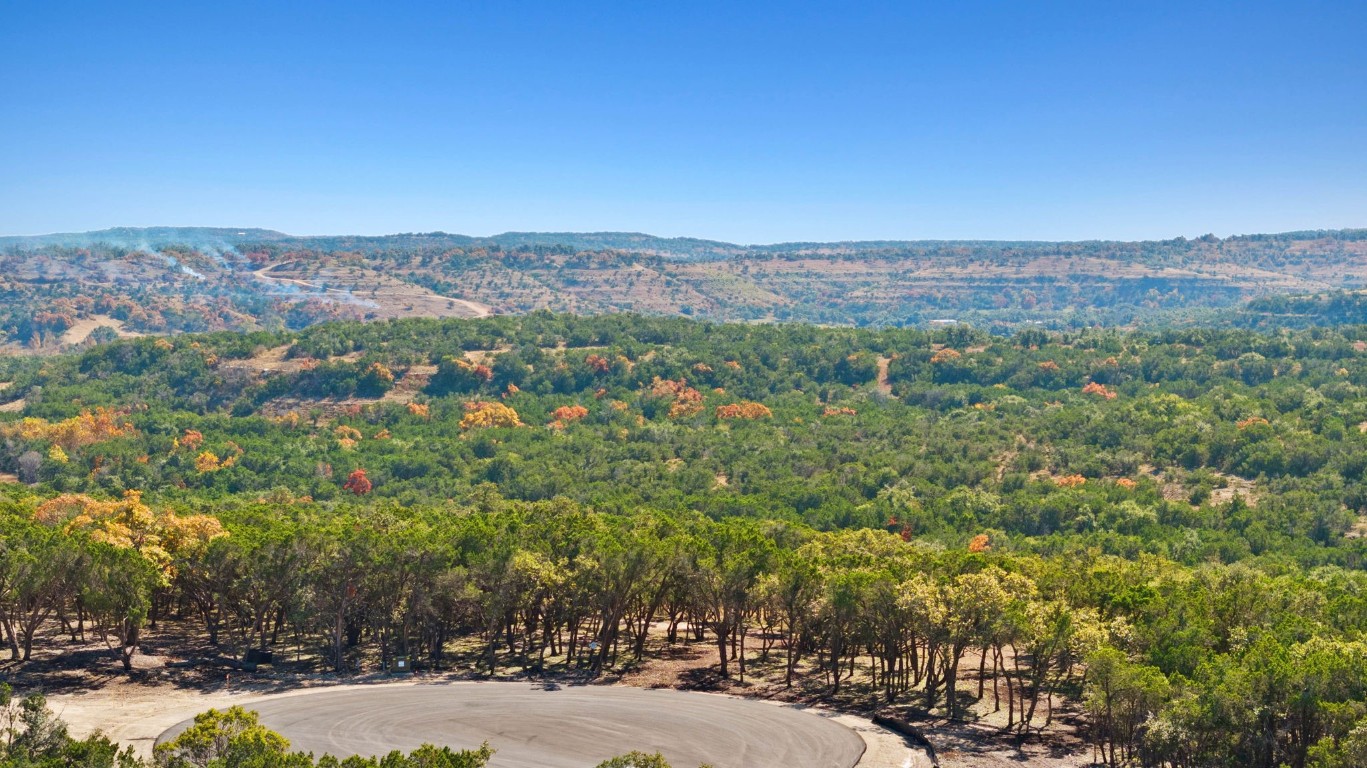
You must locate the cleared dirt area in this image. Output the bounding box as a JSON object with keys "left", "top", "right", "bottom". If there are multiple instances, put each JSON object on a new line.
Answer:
{"left": 60, "top": 314, "right": 142, "bottom": 346}
{"left": 875, "top": 356, "right": 894, "bottom": 396}
{"left": 1149, "top": 466, "right": 1259, "bottom": 507}
{"left": 0, "top": 382, "right": 17, "bottom": 415}
{"left": 1348, "top": 516, "right": 1367, "bottom": 540}
{"left": 220, "top": 344, "right": 303, "bottom": 373}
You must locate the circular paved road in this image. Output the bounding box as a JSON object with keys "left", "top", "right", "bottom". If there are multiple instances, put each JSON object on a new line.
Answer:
{"left": 158, "top": 683, "right": 866, "bottom": 768}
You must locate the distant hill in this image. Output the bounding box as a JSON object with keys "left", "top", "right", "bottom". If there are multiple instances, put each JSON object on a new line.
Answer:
{"left": 483, "top": 231, "right": 746, "bottom": 257}
{"left": 2, "top": 226, "right": 1367, "bottom": 351}
{"left": 0, "top": 227, "right": 744, "bottom": 259}
{"left": 5, "top": 225, "right": 1366, "bottom": 259}
{"left": 0, "top": 227, "right": 294, "bottom": 251}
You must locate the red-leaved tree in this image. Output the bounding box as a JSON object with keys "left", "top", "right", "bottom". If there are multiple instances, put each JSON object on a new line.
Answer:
{"left": 342, "top": 468, "right": 372, "bottom": 495}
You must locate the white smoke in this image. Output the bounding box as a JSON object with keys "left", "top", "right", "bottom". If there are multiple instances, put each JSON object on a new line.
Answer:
{"left": 131, "top": 243, "right": 206, "bottom": 281}
{"left": 250, "top": 266, "right": 381, "bottom": 308}
{"left": 161, "top": 252, "right": 206, "bottom": 280}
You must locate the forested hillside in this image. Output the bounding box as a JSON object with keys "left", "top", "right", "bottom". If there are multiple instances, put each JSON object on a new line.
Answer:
{"left": 4, "top": 228, "right": 1367, "bottom": 350}
{"left": 4, "top": 315, "right": 1367, "bottom": 766}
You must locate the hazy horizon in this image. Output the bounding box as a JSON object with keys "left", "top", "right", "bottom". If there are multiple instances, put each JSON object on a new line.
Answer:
{"left": 3, "top": 222, "right": 1364, "bottom": 247}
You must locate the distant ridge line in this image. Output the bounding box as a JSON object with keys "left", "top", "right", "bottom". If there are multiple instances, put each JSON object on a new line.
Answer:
{"left": 2, "top": 225, "right": 1365, "bottom": 257}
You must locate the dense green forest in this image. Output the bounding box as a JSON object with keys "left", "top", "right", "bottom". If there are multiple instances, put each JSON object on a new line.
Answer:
{"left": 5, "top": 314, "right": 1367, "bottom": 767}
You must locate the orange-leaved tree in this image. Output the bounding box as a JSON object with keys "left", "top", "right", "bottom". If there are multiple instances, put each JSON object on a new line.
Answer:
{"left": 716, "top": 401, "right": 770, "bottom": 418}
{"left": 649, "top": 377, "right": 704, "bottom": 419}
{"left": 1082, "top": 381, "right": 1117, "bottom": 400}
{"left": 342, "top": 468, "right": 373, "bottom": 495}
{"left": 549, "top": 404, "right": 589, "bottom": 429}
{"left": 716, "top": 402, "right": 772, "bottom": 420}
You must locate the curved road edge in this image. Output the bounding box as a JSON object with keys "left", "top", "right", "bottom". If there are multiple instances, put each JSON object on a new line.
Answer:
{"left": 49, "top": 679, "right": 932, "bottom": 768}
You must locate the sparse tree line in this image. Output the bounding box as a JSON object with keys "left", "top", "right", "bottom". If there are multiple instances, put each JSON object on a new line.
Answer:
{"left": 4, "top": 492, "right": 1367, "bottom": 768}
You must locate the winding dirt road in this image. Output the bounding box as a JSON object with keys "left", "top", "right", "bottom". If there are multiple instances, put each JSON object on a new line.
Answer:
{"left": 252, "top": 263, "right": 491, "bottom": 318}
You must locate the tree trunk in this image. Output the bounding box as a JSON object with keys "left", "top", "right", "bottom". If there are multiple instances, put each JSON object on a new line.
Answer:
{"left": 21, "top": 620, "right": 39, "bottom": 661}
{"left": 738, "top": 626, "right": 747, "bottom": 683}
{"left": 945, "top": 652, "right": 960, "bottom": 719}
{"left": 334, "top": 610, "right": 346, "bottom": 673}
{"left": 1, "top": 616, "right": 19, "bottom": 660}
{"left": 716, "top": 621, "right": 730, "bottom": 678}
{"left": 977, "top": 646, "right": 988, "bottom": 699}
{"left": 992, "top": 645, "right": 1002, "bottom": 712}
{"left": 784, "top": 623, "right": 798, "bottom": 688}
{"left": 121, "top": 621, "right": 140, "bottom": 672}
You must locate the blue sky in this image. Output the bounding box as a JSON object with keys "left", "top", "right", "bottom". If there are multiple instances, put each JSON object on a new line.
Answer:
{"left": 2, "top": 1, "right": 1365, "bottom": 242}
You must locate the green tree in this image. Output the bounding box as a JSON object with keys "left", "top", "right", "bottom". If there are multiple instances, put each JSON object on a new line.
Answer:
{"left": 152, "top": 706, "right": 309, "bottom": 768}
{"left": 1083, "top": 646, "right": 1170, "bottom": 766}
{"left": 82, "top": 541, "right": 158, "bottom": 672}
{"left": 1, "top": 684, "right": 143, "bottom": 768}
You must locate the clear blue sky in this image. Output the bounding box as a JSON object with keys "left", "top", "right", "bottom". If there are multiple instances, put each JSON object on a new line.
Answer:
{"left": 3, "top": 1, "right": 1365, "bottom": 243}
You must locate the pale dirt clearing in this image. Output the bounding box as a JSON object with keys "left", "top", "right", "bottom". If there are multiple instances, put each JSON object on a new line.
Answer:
{"left": 60, "top": 314, "right": 142, "bottom": 346}
{"left": 875, "top": 356, "right": 894, "bottom": 396}
{"left": 920, "top": 719, "right": 1089, "bottom": 768}
{"left": 0, "top": 381, "right": 18, "bottom": 415}
{"left": 220, "top": 344, "right": 302, "bottom": 372}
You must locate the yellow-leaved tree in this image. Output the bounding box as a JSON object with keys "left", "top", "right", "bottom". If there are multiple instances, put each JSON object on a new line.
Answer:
{"left": 460, "top": 401, "right": 523, "bottom": 430}
{"left": 34, "top": 491, "right": 225, "bottom": 585}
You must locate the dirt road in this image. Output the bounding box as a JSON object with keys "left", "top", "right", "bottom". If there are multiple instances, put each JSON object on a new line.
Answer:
{"left": 252, "top": 263, "right": 492, "bottom": 318}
